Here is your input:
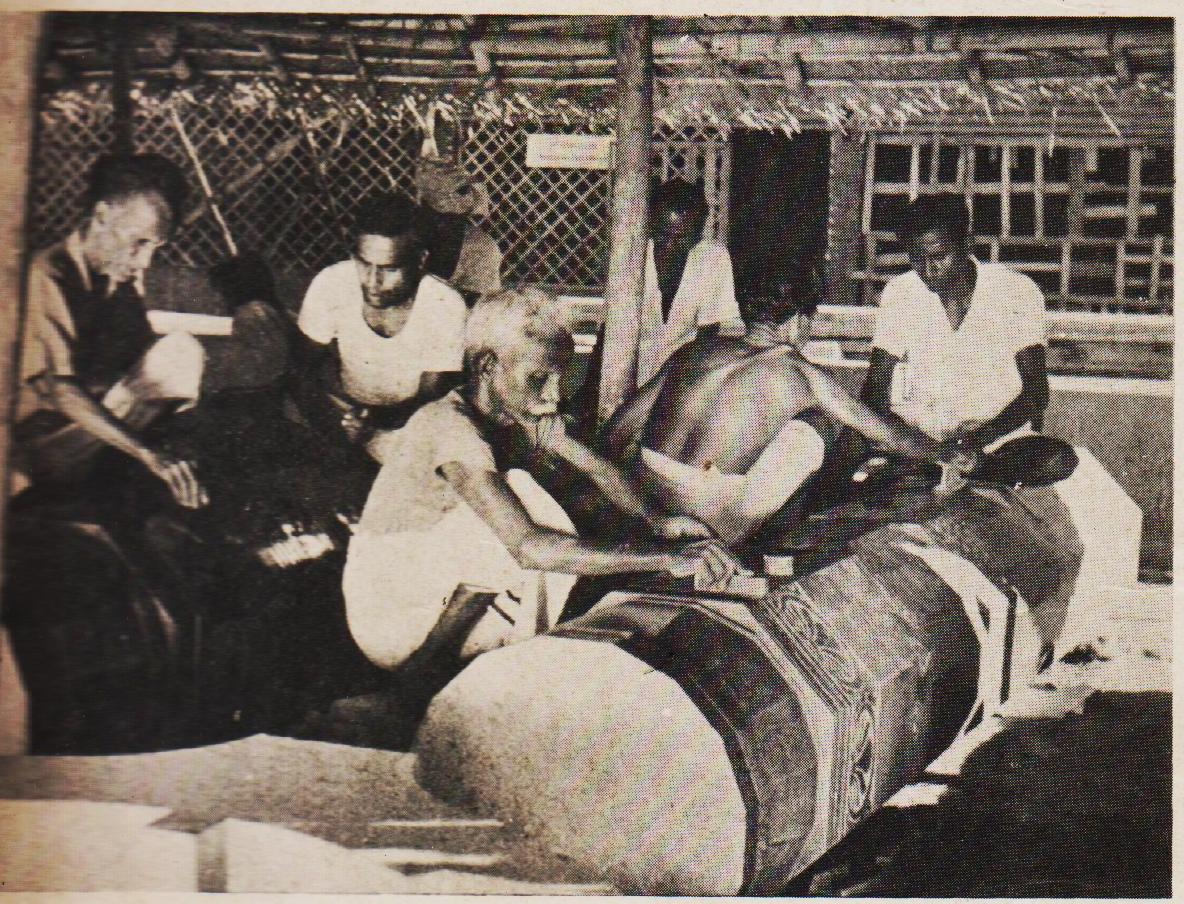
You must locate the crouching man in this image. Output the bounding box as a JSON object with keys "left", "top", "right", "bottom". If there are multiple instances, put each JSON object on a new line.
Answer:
{"left": 12, "top": 154, "right": 206, "bottom": 509}
{"left": 599, "top": 260, "right": 958, "bottom": 549}
{"left": 342, "top": 287, "right": 742, "bottom": 693}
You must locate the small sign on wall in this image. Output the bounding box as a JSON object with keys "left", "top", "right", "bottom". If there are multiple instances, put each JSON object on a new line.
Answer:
{"left": 526, "top": 134, "right": 614, "bottom": 170}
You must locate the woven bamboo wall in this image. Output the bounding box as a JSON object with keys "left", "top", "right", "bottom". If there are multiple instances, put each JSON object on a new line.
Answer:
{"left": 30, "top": 90, "right": 728, "bottom": 296}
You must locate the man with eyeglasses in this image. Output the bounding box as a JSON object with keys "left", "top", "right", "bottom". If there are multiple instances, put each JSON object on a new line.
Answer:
{"left": 12, "top": 154, "right": 207, "bottom": 509}
{"left": 293, "top": 193, "right": 467, "bottom": 464}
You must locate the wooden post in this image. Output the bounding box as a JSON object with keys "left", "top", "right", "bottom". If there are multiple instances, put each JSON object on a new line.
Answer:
{"left": 109, "top": 16, "right": 134, "bottom": 155}
{"left": 824, "top": 132, "right": 866, "bottom": 309}
{"left": 0, "top": 12, "right": 41, "bottom": 754}
{"left": 1125, "top": 145, "right": 1143, "bottom": 240}
{"left": 1066, "top": 148, "right": 1087, "bottom": 238}
{"left": 597, "top": 17, "right": 653, "bottom": 424}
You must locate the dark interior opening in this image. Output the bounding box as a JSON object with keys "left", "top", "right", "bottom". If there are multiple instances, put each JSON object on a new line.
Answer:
{"left": 728, "top": 129, "right": 831, "bottom": 316}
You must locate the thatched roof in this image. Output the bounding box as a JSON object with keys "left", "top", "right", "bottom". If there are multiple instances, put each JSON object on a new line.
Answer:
{"left": 41, "top": 14, "right": 1174, "bottom": 138}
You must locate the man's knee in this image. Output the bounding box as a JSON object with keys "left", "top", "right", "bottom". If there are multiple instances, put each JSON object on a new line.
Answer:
{"left": 351, "top": 611, "right": 439, "bottom": 671}
{"left": 136, "top": 332, "right": 207, "bottom": 401}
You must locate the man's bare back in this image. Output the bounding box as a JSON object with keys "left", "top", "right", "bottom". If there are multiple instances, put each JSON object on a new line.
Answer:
{"left": 600, "top": 332, "right": 942, "bottom": 545}
{"left": 605, "top": 336, "right": 819, "bottom": 471}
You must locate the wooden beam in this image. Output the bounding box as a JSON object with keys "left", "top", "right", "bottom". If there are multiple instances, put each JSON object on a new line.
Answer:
{"left": 0, "top": 11, "right": 39, "bottom": 395}
{"left": 256, "top": 39, "right": 290, "bottom": 83}
{"left": 964, "top": 49, "right": 984, "bottom": 88}
{"left": 824, "top": 133, "right": 867, "bottom": 309}
{"left": 342, "top": 38, "right": 378, "bottom": 101}
{"left": 1125, "top": 145, "right": 1143, "bottom": 239}
{"left": 598, "top": 16, "right": 653, "bottom": 424}
{"left": 0, "top": 11, "right": 41, "bottom": 659}
{"left": 470, "top": 38, "right": 503, "bottom": 103}
{"left": 109, "top": 15, "right": 134, "bottom": 154}
{"left": 1066, "top": 148, "right": 1087, "bottom": 237}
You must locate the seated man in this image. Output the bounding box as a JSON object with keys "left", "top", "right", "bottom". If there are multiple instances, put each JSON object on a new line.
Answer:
{"left": 601, "top": 261, "right": 955, "bottom": 547}
{"left": 293, "top": 193, "right": 467, "bottom": 463}
{"left": 12, "top": 154, "right": 206, "bottom": 509}
{"left": 342, "top": 287, "right": 741, "bottom": 688}
{"left": 861, "top": 193, "right": 1049, "bottom": 455}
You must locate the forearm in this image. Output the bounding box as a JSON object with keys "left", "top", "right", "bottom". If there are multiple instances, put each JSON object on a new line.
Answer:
{"left": 47, "top": 378, "right": 154, "bottom": 464}
{"left": 965, "top": 390, "right": 1042, "bottom": 450}
{"left": 963, "top": 345, "right": 1048, "bottom": 450}
{"left": 808, "top": 361, "right": 941, "bottom": 460}
{"left": 860, "top": 413, "right": 942, "bottom": 460}
{"left": 289, "top": 340, "right": 354, "bottom": 436}
{"left": 550, "top": 434, "right": 656, "bottom": 524}
{"left": 519, "top": 528, "right": 673, "bottom": 576}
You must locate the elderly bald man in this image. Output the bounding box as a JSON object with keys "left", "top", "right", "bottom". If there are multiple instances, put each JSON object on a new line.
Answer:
{"left": 13, "top": 154, "right": 207, "bottom": 509}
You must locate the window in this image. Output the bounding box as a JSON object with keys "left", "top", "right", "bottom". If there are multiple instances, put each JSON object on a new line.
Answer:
{"left": 858, "top": 137, "right": 1173, "bottom": 314}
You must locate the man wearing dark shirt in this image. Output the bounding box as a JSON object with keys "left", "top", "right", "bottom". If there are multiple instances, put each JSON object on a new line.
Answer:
{"left": 13, "top": 154, "right": 206, "bottom": 508}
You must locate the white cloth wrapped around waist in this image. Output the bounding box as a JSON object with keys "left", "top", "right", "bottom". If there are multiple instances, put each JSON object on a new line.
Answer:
{"left": 343, "top": 468, "right": 578, "bottom": 670}
{"left": 640, "top": 447, "right": 745, "bottom": 536}
{"left": 639, "top": 418, "right": 825, "bottom": 540}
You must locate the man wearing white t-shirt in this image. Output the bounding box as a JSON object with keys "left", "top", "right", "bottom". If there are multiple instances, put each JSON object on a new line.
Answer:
{"left": 861, "top": 193, "right": 1049, "bottom": 458}
{"left": 294, "top": 194, "right": 467, "bottom": 462}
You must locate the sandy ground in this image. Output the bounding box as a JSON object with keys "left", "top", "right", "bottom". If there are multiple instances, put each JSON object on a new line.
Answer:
{"left": 0, "top": 734, "right": 614, "bottom": 894}
{"left": 0, "top": 582, "right": 1171, "bottom": 895}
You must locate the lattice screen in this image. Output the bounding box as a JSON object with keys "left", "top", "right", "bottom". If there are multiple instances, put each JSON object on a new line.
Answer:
{"left": 653, "top": 126, "right": 731, "bottom": 241}
{"left": 858, "top": 136, "right": 1174, "bottom": 314}
{"left": 31, "top": 93, "right": 729, "bottom": 296}
{"left": 463, "top": 122, "right": 613, "bottom": 294}
{"left": 29, "top": 88, "right": 115, "bottom": 252}
{"left": 31, "top": 97, "right": 427, "bottom": 285}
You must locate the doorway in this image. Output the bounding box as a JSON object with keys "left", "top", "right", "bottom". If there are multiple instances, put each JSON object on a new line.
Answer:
{"left": 728, "top": 129, "right": 831, "bottom": 315}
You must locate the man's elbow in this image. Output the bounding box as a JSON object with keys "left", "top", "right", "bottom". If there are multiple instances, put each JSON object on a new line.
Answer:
{"left": 515, "top": 531, "right": 556, "bottom": 571}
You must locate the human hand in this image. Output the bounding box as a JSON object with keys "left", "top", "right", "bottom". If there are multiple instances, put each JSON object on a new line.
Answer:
{"left": 143, "top": 450, "right": 208, "bottom": 509}
{"left": 340, "top": 406, "right": 371, "bottom": 444}
{"left": 937, "top": 437, "right": 980, "bottom": 474}
{"left": 514, "top": 412, "right": 569, "bottom": 454}
{"left": 651, "top": 514, "right": 715, "bottom": 541}
{"left": 667, "top": 539, "right": 749, "bottom": 590}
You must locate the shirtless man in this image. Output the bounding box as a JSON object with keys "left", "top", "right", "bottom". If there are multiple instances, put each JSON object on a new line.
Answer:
{"left": 601, "top": 262, "right": 955, "bottom": 546}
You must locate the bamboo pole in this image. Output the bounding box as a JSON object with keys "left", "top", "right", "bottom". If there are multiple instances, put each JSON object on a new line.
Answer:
{"left": 0, "top": 12, "right": 41, "bottom": 752}
{"left": 597, "top": 17, "right": 653, "bottom": 424}
{"left": 168, "top": 105, "right": 239, "bottom": 256}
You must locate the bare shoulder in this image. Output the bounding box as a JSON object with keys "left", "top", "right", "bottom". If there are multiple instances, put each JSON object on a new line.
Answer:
{"left": 726, "top": 349, "right": 811, "bottom": 407}
{"left": 662, "top": 335, "right": 745, "bottom": 382}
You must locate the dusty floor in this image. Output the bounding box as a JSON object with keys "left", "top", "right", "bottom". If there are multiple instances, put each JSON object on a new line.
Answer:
{"left": 0, "top": 735, "right": 613, "bottom": 893}
{"left": 0, "top": 583, "right": 1172, "bottom": 895}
